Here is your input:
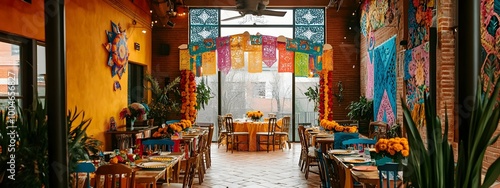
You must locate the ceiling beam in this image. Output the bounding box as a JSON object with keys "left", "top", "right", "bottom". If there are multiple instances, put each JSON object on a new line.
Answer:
{"left": 183, "top": 0, "right": 332, "bottom": 7}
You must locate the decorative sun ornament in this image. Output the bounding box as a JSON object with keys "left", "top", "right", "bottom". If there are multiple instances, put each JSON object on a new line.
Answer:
{"left": 104, "top": 21, "right": 129, "bottom": 78}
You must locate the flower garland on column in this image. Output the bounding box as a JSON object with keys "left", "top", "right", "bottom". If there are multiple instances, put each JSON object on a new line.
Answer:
{"left": 180, "top": 70, "right": 197, "bottom": 123}
{"left": 319, "top": 70, "right": 334, "bottom": 121}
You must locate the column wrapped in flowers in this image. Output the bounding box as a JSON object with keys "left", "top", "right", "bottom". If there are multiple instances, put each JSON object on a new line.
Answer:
{"left": 319, "top": 70, "right": 334, "bottom": 121}
{"left": 180, "top": 70, "right": 197, "bottom": 123}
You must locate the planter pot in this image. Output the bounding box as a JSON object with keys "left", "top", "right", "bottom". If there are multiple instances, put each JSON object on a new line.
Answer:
{"left": 126, "top": 117, "right": 136, "bottom": 129}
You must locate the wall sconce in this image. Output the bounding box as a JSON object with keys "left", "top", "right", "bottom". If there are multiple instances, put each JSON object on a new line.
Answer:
{"left": 334, "top": 81, "right": 344, "bottom": 104}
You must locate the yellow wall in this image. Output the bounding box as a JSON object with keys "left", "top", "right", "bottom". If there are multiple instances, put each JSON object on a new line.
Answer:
{"left": 0, "top": 0, "right": 45, "bottom": 41}
{"left": 65, "top": 0, "right": 151, "bottom": 150}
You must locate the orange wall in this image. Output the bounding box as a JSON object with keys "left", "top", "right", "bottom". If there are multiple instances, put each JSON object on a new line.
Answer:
{"left": 66, "top": 0, "right": 152, "bottom": 150}
{"left": 0, "top": 0, "right": 45, "bottom": 41}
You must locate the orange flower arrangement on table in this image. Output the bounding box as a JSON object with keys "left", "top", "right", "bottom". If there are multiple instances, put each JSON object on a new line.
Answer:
{"left": 373, "top": 137, "right": 410, "bottom": 162}
{"left": 320, "top": 119, "right": 358, "bottom": 133}
{"left": 180, "top": 70, "right": 197, "bottom": 122}
{"left": 246, "top": 110, "right": 264, "bottom": 121}
{"left": 153, "top": 119, "right": 193, "bottom": 138}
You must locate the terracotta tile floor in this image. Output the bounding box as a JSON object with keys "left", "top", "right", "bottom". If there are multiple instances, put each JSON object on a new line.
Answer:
{"left": 193, "top": 143, "right": 321, "bottom": 188}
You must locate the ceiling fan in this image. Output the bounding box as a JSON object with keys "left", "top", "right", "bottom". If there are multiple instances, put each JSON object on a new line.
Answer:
{"left": 221, "top": 0, "right": 287, "bottom": 21}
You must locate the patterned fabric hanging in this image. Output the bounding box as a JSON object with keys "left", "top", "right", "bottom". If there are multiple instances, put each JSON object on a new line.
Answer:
{"left": 295, "top": 52, "right": 309, "bottom": 77}
{"left": 216, "top": 36, "right": 231, "bottom": 74}
{"left": 179, "top": 49, "right": 191, "bottom": 70}
{"left": 248, "top": 45, "right": 263, "bottom": 73}
{"left": 322, "top": 49, "right": 333, "bottom": 71}
{"left": 278, "top": 42, "right": 294, "bottom": 73}
{"left": 262, "top": 35, "right": 277, "bottom": 67}
{"left": 190, "top": 54, "right": 202, "bottom": 76}
{"left": 202, "top": 51, "right": 217, "bottom": 75}
{"left": 230, "top": 34, "right": 245, "bottom": 69}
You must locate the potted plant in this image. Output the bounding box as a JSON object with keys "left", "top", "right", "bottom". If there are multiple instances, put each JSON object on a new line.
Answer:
{"left": 346, "top": 95, "right": 373, "bottom": 135}
{"left": 144, "top": 74, "right": 181, "bottom": 125}
{"left": 196, "top": 76, "right": 213, "bottom": 111}
{"left": 304, "top": 84, "right": 320, "bottom": 112}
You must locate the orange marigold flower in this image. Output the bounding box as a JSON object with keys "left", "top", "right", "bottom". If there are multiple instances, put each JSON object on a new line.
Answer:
{"left": 379, "top": 143, "right": 387, "bottom": 151}
{"left": 401, "top": 150, "right": 409, "bottom": 157}
{"left": 393, "top": 143, "right": 403, "bottom": 152}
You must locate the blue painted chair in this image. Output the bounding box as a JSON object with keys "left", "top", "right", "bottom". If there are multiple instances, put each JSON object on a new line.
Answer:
{"left": 142, "top": 138, "right": 175, "bottom": 152}
{"left": 165, "top": 120, "right": 181, "bottom": 125}
{"left": 315, "top": 148, "right": 328, "bottom": 188}
{"left": 377, "top": 162, "right": 400, "bottom": 188}
{"left": 342, "top": 138, "right": 377, "bottom": 150}
{"left": 74, "top": 162, "right": 95, "bottom": 188}
{"left": 333, "top": 132, "right": 359, "bottom": 149}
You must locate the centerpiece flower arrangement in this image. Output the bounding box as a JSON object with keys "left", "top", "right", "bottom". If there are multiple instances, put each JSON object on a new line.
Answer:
{"left": 119, "top": 103, "right": 148, "bottom": 121}
{"left": 152, "top": 119, "right": 193, "bottom": 138}
{"left": 373, "top": 137, "right": 410, "bottom": 163}
{"left": 320, "top": 119, "right": 358, "bottom": 133}
{"left": 109, "top": 150, "right": 140, "bottom": 165}
{"left": 180, "top": 70, "right": 197, "bottom": 122}
{"left": 246, "top": 110, "right": 264, "bottom": 121}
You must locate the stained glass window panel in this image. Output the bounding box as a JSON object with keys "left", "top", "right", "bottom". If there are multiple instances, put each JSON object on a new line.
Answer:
{"left": 295, "top": 8, "right": 325, "bottom": 25}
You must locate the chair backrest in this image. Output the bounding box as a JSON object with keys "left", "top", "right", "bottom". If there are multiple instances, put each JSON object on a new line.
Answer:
{"left": 183, "top": 154, "right": 200, "bottom": 188}
{"left": 74, "top": 162, "right": 96, "bottom": 188}
{"left": 281, "top": 116, "right": 291, "bottom": 133}
{"left": 341, "top": 138, "right": 376, "bottom": 150}
{"left": 377, "top": 162, "right": 399, "bottom": 188}
{"left": 298, "top": 125, "right": 307, "bottom": 151}
{"left": 206, "top": 124, "right": 214, "bottom": 145}
{"left": 369, "top": 121, "right": 389, "bottom": 139}
{"left": 322, "top": 153, "right": 341, "bottom": 188}
{"left": 333, "top": 132, "right": 359, "bottom": 149}
{"left": 217, "top": 115, "right": 225, "bottom": 133}
{"left": 225, "top": 116, "right": 234, "bottom": 133}
{"left": 316, "top": 149, "right": 328, "bottom": 188}
{"left": 267, "top": 117, "right": 277, "bottom": 134}
{"left": 94, "top": 163, "right": 134, "bottom": 188}
{"left": 142, "top": 138, "right": 175, "bottom": 152}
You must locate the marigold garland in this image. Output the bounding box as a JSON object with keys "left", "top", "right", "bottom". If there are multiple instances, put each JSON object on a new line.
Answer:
{"left": 319, "top": 70, "right": 334, "bottom": 121}
{"left": 180, "top": 70, "right": 197, "bottom": 123}
{"left": 320, "top": 119, "right": 358, "bottom": 133}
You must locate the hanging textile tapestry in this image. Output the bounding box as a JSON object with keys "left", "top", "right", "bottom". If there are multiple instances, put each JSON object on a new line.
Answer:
{"left": 278, "top": 42, "right": 294, "bottom": 73}
{"left": 480, "top": 0, "right": 500, "bottom": 89}
{"left": 202, "top": 51, "right": 217, "bottom": 76}
{"left": 262, "top": 35, "right": 277, "bottom": 67}
{"left": 216, "top": 36, "right": 231, "bottom": 74}
{"left": 404, "top": 42, "right": 429, "bottom": 127}
{"left": 366, "top": 50, "right": 375, "bottom": 99}
{"left": 295, "top": 52, "right": 309, "bottom": 77}
{"left": 373, "top": 36, "right": 397, "bottom": 125}
{"left": 408, "top": 0, "right": 434, "bottom": 49}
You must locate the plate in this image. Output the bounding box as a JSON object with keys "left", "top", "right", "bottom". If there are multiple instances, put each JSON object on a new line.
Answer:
{"left": 149, "top": 156, "right": 174, "bottom": 162}
{"left": 352, "top": 165, "right": 378, "bottom": 171}
{"left": 328, "top": 149, "right": 356, "bottom": 155}
{"left": 343, "top": 157, "right": 371, "bottom": 164}
{"left": 137, "top": 162, "right": 167, "bottom": 169}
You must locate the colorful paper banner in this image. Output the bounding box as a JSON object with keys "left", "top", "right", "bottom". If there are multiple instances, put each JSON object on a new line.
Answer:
{"left": 295, "top": 52, "right": 309, "bottom": 77}
{"left": 216, "top": 36, "right": 231, "bottom": 74}
{"left": 202, "top": 51, "right": 217, "bottom": 76}
{"left": 262, "top": 35, "right": 277, "bottom": 67}
{"left": 230, "top": 34, "right": 245, "bottom": 69}
{"left": 278, "top": 42, "right": 294, "bottom": 73}
{"left": 179, "top": 49, "right": 191, "bottom": 70}
{"left": 248, "top": 45, "right": 263, "bottom": 73}
{"left": 322, "top": 49, "right": 333, "bottom": 71}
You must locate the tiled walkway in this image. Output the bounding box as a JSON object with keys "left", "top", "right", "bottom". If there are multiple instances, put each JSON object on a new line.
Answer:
{"left": 193, "top": 143, "right": 321, "bottom": 188}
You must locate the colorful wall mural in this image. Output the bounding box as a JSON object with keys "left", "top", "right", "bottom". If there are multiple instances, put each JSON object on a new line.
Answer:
{"left": 404, "top": 42, "right": 430, "bottom": 127}
{"left": 360, "top": 0, "right": 398, "bottom": 37}
{"left": 408, "top": 0, "right": 434, "bottom": 49}
{"left": 372, "top": 36, "right": 397, "bottom": 125}
{"left": 480, "top": 0, "right": 500, "bottom": 86}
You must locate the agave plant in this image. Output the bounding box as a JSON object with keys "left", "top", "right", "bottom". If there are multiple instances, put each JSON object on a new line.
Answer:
{"left": 402, "top": 76, "right": 500, "bottom": 188}
{"left": 145, "top": 74, "right": 181, "bottom": 124}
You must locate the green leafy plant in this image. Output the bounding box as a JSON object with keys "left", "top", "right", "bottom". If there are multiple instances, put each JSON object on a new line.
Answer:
{"left": 304, "top": 85, "right": 320, "bottom": 112}
{"left": 145, "top": 74, "right": 181, "bottom": 124}
{"left": 346, "top": 95, "right": 373, "bottom": 121}
{"left": 68, "top": 107, "right": 102, "bottom": 173}
{"left": 401, "top": 76, "right": 500, "bottom": 188}
{"left": 196, "top": 77, "right": 213, "bottom": 110}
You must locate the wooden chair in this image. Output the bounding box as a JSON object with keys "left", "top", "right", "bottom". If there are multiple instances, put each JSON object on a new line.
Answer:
{"left": 315, "top": 149, "right": 328, "bottom": 188}
{"left": 322, "top": 153, "right": 341, "bottom": 188}
{"left": 74, "top": 162, "right": 95, "bottom": 188}
{"left": 225, "top": 116, "right": 249, "bottom": 153}
{"left": 256, "top": 117, "right": 277, "bottom": 152}
{"left": 142, "top": 138, "right": 175, "bottom": 152}
{"left": 369, "top": 121, "right": 389, "bottom": 139}
{"left": 274, "top": 116, "right": 291, "bottom": 150}
{"left": 160, "top": 154, "right": 199, "bottom": 188}
{"left": 216, "top": 115, "right": 228, "bottom": 149}
{"left": 298, "top": 125, "right": 307, "bottom": 170}
{"left": 377, "top": 162, "right": 400, "bottom": 188}
{"left": 94, "top": 163, "right": 135, "bottom": 188}
{"left": 300, "top": 125, "right": 319, "bottom": 179}
{"left": 202, "top": 124, "right": 214, "bottom": 169}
